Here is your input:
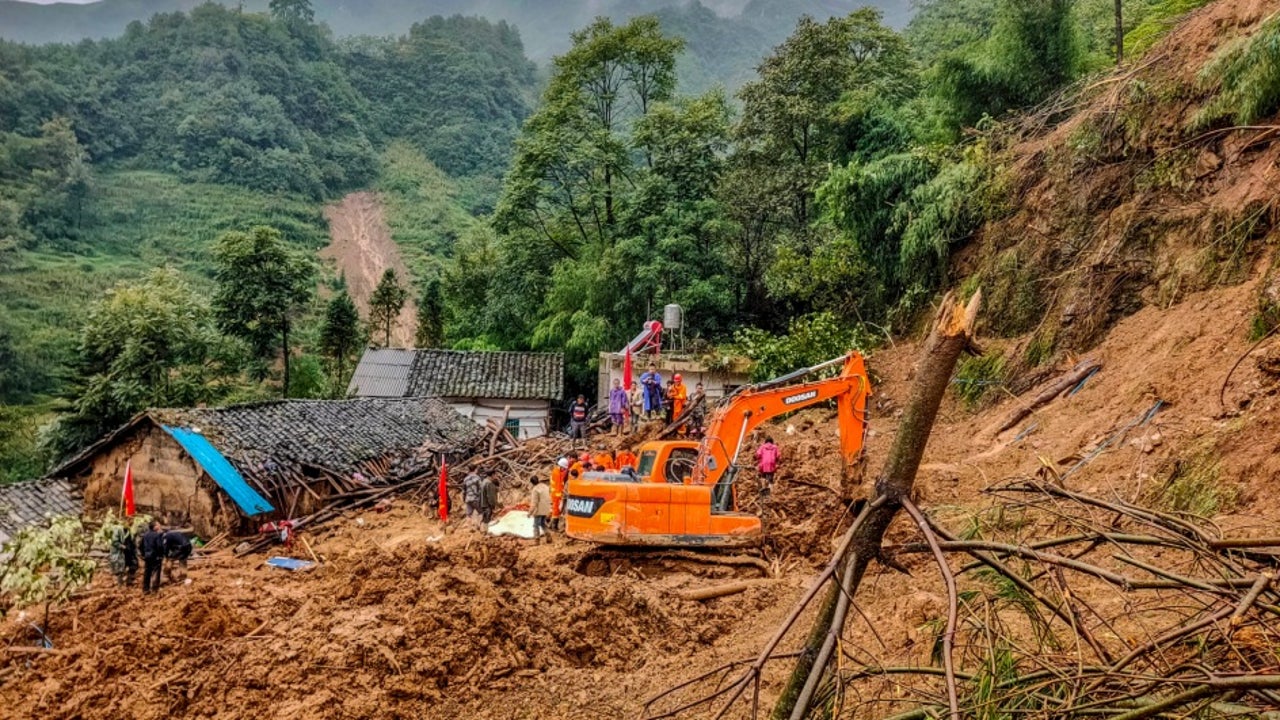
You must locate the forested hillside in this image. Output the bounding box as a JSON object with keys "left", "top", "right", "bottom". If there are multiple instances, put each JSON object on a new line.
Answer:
{"left": 2, "top": 0, "right": 1265, "bottom": 488}
{"left": 0, "top": 2, "right": 537, "bottom": 479}
{"left": 458, "top": 0, "right": 1228, "bottom": 385}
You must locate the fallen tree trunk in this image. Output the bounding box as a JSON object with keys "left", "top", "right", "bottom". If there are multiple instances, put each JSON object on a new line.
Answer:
{"left": 675, "top": 580, "right": 772, "bottom": 602}
{"left": 773, "top": 291, "right": 981, "bottom": 720}
{"left": 988, "top": 358, "right": 1101, "bottom": 436}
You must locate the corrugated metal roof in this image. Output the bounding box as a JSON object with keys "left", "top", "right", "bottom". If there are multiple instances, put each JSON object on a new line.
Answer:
{"left": 346, "top": 348, "right": 416, "bottom": 397}
{"left": 163, "top": 426, "right": 275, "bottom": 516}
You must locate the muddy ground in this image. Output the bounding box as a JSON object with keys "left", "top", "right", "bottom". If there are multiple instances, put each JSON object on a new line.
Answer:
{"left": 4, "top": 268, "right": 1280, "bottom": 719}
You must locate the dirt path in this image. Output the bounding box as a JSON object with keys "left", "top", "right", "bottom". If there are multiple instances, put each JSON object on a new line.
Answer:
{"left": 321, "top": 192, "right": 417, "bottom": 348}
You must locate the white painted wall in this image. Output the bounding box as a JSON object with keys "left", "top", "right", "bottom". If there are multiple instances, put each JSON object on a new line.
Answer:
{"left": 595, "top": 353, "right": 752, "bottom": 405}
{"left": 444, "top": 397, "right": 552, "bottom": 440}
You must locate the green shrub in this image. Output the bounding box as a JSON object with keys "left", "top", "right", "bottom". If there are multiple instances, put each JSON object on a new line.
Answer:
{"left": 734, "top": 312, "right": 875, "bottom": 382}
{"left": 1152, "top": 449, "right": 1238, "bottom": 517}
{"left": 1194, "top": 10, "right": 1280, "bottom": 128}
{"left": 954, "top": 353, "right": 1007, "bottom": 409}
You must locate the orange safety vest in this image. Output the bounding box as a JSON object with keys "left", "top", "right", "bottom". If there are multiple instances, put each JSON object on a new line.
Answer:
{"left": 550, "top": 466, "right": 565, "bottom": 518}
{"left": 593, "top": 452, "right": 615, "bottom": 471}
{"left": 616, "top": 450, "right": 637, "bottom": 470}
{"left": 670, "top": 383, "right": 688, "bottom": 418}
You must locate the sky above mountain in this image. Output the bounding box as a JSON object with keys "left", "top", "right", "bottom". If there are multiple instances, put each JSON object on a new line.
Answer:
{"left": 0, "top": 0, "right": 915, "bottom": 58}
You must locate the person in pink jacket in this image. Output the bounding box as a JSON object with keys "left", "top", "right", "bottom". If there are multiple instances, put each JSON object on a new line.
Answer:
{"left": 755, "top": 437, "right": 780, "bottom": 500}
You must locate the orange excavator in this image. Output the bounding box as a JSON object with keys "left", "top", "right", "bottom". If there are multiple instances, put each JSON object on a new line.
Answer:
{"left": 565, "top": 352, "right": 872, "bottom": 548}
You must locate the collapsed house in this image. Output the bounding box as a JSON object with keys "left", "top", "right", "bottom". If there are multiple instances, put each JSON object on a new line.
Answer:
{"left": 43, "top": 397, "right": 486, "bottom": 539}
{"left": 347, "top": 348, "right": 565, "bottom": 439}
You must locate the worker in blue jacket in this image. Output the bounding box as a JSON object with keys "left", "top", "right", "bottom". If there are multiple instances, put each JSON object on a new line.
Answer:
{"left": 641, "top": 363, "right": 664, "bottom": 420}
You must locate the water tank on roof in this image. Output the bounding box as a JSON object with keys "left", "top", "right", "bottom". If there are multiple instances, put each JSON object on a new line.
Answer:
{"left": 663, "top": 304, "right": 683, "bottom": 331}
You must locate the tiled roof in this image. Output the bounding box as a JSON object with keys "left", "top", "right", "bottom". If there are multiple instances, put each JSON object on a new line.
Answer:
{"left": 348, "top": 349, "right": 564, "bottom": 402}
{"left": 0, "top": 478, "right": 83, "bottom": 544}
{"left": 155, "top": 397, "right": 486, "bottom": 480}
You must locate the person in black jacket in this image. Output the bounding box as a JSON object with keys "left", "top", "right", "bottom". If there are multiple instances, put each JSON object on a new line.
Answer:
{"left": 163, "top": 529, "right": 193, "bottom": 583}
{"left": 140, "top": 521, "right": 165, "bottom": 594}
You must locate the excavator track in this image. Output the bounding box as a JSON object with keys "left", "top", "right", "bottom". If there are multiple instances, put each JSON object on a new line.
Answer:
{"left": 572, "top": 546, "right": 773, "bottom": 579}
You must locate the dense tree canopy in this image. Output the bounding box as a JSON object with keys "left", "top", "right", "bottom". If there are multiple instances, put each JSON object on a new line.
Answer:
{"left": 212, "top": 226, "right": 316, "bottom": 395}
{"left": 0, "top": 4, "right": 535, "bottom": 200}
{"left": 52, "top": 269, "right": 237, "bottom": 457}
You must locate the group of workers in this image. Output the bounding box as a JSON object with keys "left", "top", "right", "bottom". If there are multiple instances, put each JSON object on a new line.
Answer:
{"left": 568, "top": 363, "right": 708, "bottom": 445}
{"left": 108, "top": 519, "right": 193, "bottom": 594}
{"left": 461, "top": 470, "right": 500, "bottom": 531}
{"left": 537, "top": 446, "right": 640, "bottom": 536}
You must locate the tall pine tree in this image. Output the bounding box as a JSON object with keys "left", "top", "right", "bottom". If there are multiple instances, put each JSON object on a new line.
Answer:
{"left": 368, "top": 268, "right": 407, "bottom": 347}
{"left": 320, "top": 284, "right": 362, "bottom": 393}
{"left": 414, "top": 277, "right": 444, "bottom": 349}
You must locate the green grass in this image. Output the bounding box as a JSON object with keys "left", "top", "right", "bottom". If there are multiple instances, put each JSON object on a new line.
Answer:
{"left": 377, "top": 142, "right": 483, "bottom": 286}
{"left": 954, "top": 353, "right": 1007, "bottom": 410}
{"left": 1152, "top": 448, "right": 1238, "bottom": 517}
{"left": 0, "top": 170, "right": 329, "bottom": 399}
{"left": 1124, "top": 0, "right": 1214, "bottom": 58}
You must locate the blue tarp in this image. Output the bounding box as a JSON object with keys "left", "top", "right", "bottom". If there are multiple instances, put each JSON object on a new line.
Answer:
{"left": 163, "top": 426, "right": 274, "bottom": 516}
{"left": 266, "top": 557, "right": 314, "bottom": 571}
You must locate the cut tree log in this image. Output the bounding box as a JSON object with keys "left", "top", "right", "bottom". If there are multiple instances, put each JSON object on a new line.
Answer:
{"left": 987, "top": 358, "right": 1101, "bottom": 436}
{"left": 675, "top": 580, "right": 772, "bottom": 602}
{"left": 773, "top": 290, "right": 981, "bottom": 720}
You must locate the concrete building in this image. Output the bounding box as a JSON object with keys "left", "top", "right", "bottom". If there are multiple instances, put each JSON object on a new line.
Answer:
{"left": 347, "top": 349, "right": 565, "bottom": 439}
{"left": 595, "top": 352, "right": 753, "bottom": 406}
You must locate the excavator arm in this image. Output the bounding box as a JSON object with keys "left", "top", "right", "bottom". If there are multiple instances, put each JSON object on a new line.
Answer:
{"left": 693, "top": 353, "right": 871, "bottom": 510}
{"left": 564, "top": 351, "right": 871, "bottom": 548}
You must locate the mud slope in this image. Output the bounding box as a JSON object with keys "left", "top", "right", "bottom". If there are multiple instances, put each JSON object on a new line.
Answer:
{"left": 964, "top": 0, "right": 1280, "bottom": 358}
{"left": 321, "top": 192, "right": 417, "bottom": 348}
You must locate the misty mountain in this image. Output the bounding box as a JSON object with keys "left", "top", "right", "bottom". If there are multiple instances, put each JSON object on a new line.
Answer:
{"left": 0, "top": 0, "right": 914, "bottom": 60}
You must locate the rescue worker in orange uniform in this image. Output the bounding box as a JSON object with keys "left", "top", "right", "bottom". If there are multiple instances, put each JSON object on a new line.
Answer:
{"left": 615, "top": 448, "right": 637, "bottom": 472}
{"left": 668, "top": 374, "right": 689, "bottom": 422}
{"left": 593, "top": 447, "right": 616, "bottom": 471}
{"left": 569, "top": 455, "right": 587, "bottom": 487}
{"left": 550, "top": 457, "right": 568, "bottom": 531}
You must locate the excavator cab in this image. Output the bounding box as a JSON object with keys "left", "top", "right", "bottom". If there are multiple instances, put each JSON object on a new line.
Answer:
{"left": 635, "top": 444, "right": 699, "bottom": 484}
{"left": 566, "top": 352, "right": 871, "bottom": 549}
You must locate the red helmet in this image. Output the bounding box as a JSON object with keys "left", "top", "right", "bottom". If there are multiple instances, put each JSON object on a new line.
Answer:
{"left": 673, "top": 373, "right": 682, "bottom": 382}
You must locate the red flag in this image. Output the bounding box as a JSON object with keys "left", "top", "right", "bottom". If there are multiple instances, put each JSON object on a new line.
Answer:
{"left": 623, "top": 348, "right": 634, "bottom": 390}
{"left": 437, "top": 456, "right": 449, "bottom": 522}
{"left": 121, "top": 459, "right": 136, "bottom": 517}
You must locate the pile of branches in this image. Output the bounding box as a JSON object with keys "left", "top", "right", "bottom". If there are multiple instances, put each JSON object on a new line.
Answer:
{"left": 645, "top": 480, "right": 1280, "bottom": 720}
{"left": 643, "top": 291, "right": 1280, "bottom": 720}
{"left": 860, "top": 479, "right": 1280, "bottom": 720}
